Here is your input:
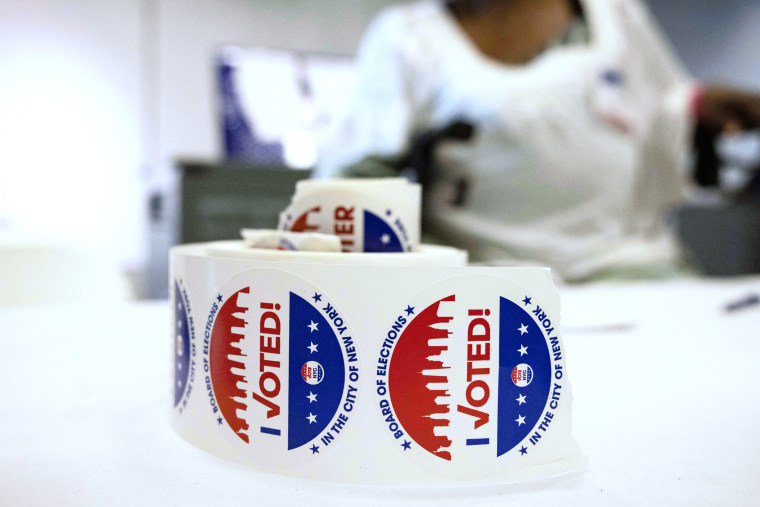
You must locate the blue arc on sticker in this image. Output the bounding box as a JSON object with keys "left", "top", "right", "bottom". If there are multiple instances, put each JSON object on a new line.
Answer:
{"left": 363, "top": 210, "right": 403, "bottom": 252}
{"left": 497, "top": 297, "right": 552, "bottom": 456}
{"left": 288, "top": 293, "right": 346, "bottom": 450}
{"left": 174, "top": 281, "right": 191, "bottom": 406}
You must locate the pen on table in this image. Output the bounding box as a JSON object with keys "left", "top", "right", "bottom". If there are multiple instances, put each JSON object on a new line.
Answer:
{"left": 724, "top": 293, "right": 760, "bottom": 313}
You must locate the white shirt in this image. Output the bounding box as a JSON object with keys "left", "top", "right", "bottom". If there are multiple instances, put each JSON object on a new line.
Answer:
{"left": 319, "top": 0, "right": 696, "bottom": 281}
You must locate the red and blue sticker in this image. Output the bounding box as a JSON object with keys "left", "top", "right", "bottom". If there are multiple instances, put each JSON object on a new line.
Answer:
{"left": 173, "top": 278, "right": 196, "bottom": 412}
{"left": 280, "top": 202, "right": 412, "bottom": 253}
{"left": 374, "top": 275, "right": 564, "bottom": 479}
{"left": 203, "top": 270, "right": 360, "bottom": 465}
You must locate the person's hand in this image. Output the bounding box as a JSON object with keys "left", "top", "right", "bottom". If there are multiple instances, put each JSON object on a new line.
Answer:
{"left": 698, "top": 86, "right": 760, "bottom": 135}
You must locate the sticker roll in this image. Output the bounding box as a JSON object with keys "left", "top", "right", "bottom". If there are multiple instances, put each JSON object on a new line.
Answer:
{"left": 170, "top": 244, "right": 585, "bottom": 485}
{"left": 278, "top": 178, "right": 421, "bottom": 253}
{"left": 204, "top": 240, "right": 467, "bottom": 267}
{"left": 292, "top": 176, "right": 414, "bottom": 195}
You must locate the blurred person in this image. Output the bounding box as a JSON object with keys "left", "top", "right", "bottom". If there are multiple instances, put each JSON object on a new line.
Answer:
{"left": 317, "top": 0, "right": 760, "bottom": 281}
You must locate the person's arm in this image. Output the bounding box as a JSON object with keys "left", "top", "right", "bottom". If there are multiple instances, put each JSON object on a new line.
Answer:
{"left": 619, "top": 0, "right": 760, "bottom": 136}
{"left": 696, "top": 85, "right": 760, "bottom": 135}
{"left": 692, "top": 85, "right": 760, "bottom": 187}
{"left": 614, "top": 0, "right": 694, "bottom": 129}
{"left": 605, "top": 0, "right": 697, "bottom": 220}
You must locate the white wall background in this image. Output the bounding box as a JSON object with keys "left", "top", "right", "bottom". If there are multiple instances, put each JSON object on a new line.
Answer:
{"left": 645, "top": 0, "right": 760, "bottom": 90}
{"left": 0, "top": 0, "right": 143, "bottom": 267}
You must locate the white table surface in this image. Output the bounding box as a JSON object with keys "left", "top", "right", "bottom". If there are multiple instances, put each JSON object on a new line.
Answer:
{"left": 1, "top": 276, "right": 759, "bottom": 506}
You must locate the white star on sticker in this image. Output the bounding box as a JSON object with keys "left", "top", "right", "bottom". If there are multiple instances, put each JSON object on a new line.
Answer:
{"left": 177, "top": 320, "right": 182, "bottom": 329}
{"left": 515, "top": 414, "right": 526, "bottom": 426}
{"left": 308, "top": 342, "right": 318, "bottom": 353}
{"left": 177, "top": 362, "right": 182, "bottom": 371}
{"left": 518, "top": 344, "right": 528, "bottom": 356}
{"left": 177, "top": 302, "right": 182, "bottom": 310}
{"left": 381, "top": 234, "right": 390, "bottom": 245}
{"left": 307, "top": 392, "right": 317, "bottom": 403}
{"left": 518, "top": 323, "right": 528, "bottom": 335}
{"left": 516, "top": 394, "right": 526, "bottom": 405}
{"left": 307, "top": 412, "right": 317, "bottom": 424}
{"left": 308, "top": 321, "right": 318, "bottom": 333}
